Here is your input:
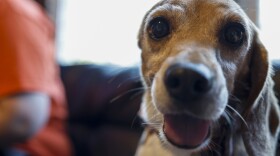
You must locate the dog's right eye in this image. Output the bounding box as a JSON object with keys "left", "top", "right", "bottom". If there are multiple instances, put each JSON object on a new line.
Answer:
{"left": 221, "top": 22, "right": 245, "bottom": 47}
{"left": 148, "top": 17, "right": 170, "bottom": 40}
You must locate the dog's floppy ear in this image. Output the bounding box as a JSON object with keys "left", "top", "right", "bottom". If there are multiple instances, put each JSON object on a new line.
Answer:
{"left": 245, "top": 33, "right": 269, "bottom": 108}
{"left": 241, "top": 30, "right": 280, "bottom": 155}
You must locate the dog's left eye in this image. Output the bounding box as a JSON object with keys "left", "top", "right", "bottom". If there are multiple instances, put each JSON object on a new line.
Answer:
{"left": 222, "top": 23, "right": 245, "bottom": 46}
{"left": 148, "top": 17, "right": 170, "bottom": 40}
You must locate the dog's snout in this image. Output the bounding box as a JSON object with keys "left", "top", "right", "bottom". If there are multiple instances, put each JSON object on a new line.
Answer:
{"left": 164, "top": 63, "right": 214, "bottom": 102}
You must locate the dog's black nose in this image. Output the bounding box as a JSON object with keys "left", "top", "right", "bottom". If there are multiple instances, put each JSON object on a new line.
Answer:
{"left": 164, "top": 63, "right": 214, "bottom": 102}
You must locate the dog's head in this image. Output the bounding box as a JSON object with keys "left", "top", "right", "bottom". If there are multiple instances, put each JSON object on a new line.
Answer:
{"left": 138, "top": 0, "right": 279, "bottom": 154}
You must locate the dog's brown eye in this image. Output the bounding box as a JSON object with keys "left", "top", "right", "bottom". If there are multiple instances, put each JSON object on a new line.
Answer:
{"left": 148, "top": 17, "right": 170, "bottom": 40}
{"left": 222, "top": 23, "right": 245, "bottom": 46}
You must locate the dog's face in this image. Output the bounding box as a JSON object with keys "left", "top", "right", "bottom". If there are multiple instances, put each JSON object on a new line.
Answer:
{"left": 138, "top": 0, "right": 256, "bottom": 154}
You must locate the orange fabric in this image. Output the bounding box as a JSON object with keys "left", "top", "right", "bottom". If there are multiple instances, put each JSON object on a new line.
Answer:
{"left": 0, "top": 0, "right": 72, "bottom": 155}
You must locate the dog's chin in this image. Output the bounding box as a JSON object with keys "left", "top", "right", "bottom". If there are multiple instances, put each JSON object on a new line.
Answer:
{"left": 162, "top": 113, "right": 211, "bottom": 150}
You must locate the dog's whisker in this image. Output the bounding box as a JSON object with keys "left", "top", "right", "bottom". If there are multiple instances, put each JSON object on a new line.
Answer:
{"left": 148, "top": 113, "right": 161, "bottom": 122}
{"left": 107, "top": 67, "right": 137, "bottom": 83}
{"left": 142, "top": 122, "right": 162, "bottom": 129}
{"left": 129, "top": 90, "right": 144, "bottom": 101}
{"left": 143, "top": 103, "right": 161, "bottom": 123}
{"left": 226, "top": 105, "right": 248, "bottom": 128}
{"left": 130, "top": 114, "right": 140, "bottom": 129}
{"left": 223, "top": 109, "right": 235, "bottom": 123}
{"left": 116, "top": 76, "right": 142, "bottom": 88}
{"left": 144, "top": 99, "right": 157, "bottom": 113}
{"left": 129, "top": 93, "right": 147, "bottom": 129}
{"left": 229, "top": 94, "right": 242, "bottom": 103}
{"left": 141, "top": 122, "right": 161, "bottom": 125}
{"left": 204, "top": 141, "right": 220, "bottom": 156}
{"left": 142, "top": 115, "right": 161, "bottom": 126}
{"left": 109, "top": 87, "right": 146, "bottom": 103}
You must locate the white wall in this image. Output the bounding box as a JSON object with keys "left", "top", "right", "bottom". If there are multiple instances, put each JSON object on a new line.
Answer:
{"left": 260, "top": 0, "right": 280, "bottom": 60}
{"left": 57, "top": 0, "right": 158, "bottom": 66}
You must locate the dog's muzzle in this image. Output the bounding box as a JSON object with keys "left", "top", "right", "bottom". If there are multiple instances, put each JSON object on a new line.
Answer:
{"left": 162, "top": 63, "right": 214, "bottom": 148}
{"left": 151, "top": 48, "right": 228, "bottom": 149}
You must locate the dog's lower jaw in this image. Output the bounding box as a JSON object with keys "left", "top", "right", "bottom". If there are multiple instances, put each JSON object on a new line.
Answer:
{"left": 139, "top": 101, "right": 213, "bottom": 155}
{"left": 158, "top": 127, "right": 211, "bottom": 155}
{"left": 163, "top": 114, "right": 211, "bottom": 148}
{"left": 135, "top": 128, "right": 200, "bottom": 156}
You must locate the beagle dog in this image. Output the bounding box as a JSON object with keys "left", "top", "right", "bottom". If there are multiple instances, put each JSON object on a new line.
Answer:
{"left": 135, "top": 0, "right": 280, "bottom": 155}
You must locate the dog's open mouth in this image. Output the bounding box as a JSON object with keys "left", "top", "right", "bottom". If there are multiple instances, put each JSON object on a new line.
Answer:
{"left": 163, "top": 114, "right": 211, "bottom": 149}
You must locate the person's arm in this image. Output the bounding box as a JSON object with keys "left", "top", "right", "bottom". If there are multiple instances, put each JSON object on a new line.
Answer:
{"left": 0, "top": 93, "right": 50, "bottom": 147}
{"left": 0, "top": 0, "right": 58, "bottom": 148}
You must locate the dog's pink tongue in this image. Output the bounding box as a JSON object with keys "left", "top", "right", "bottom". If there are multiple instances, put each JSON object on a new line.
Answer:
{"left": 164, "top": 114, "right": 211, "bottom": 148}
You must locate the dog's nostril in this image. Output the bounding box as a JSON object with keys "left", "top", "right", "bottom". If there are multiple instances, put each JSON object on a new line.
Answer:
{"left": 164, "top": 64, "right": 213, "bottom": 102}
{"left": 193, "top": 76, "right": 213, "bottom": 94}
{"left": 165, "top": 68, "right": 184, "bottom": 90}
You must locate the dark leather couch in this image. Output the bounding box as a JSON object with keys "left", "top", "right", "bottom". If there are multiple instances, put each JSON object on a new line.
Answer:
{"left": 60, "top": 64, "right": 143, "bottom": 156}
{"left": 60, "top": 60, "right": 280, "bottom": 156}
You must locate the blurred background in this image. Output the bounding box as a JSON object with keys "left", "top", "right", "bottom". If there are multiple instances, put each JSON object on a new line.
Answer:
{"left": 48, "top": 0, "right": 280, "bottom": 66}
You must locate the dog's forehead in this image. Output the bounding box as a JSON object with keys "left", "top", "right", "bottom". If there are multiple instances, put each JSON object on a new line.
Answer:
{"left": 146, "top": 0, "right": 243, "bottom": 20}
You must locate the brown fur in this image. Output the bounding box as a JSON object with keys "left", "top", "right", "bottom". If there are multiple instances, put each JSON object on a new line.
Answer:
{"left": 136, "top": 0, "right": 280, "bottom": 155}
